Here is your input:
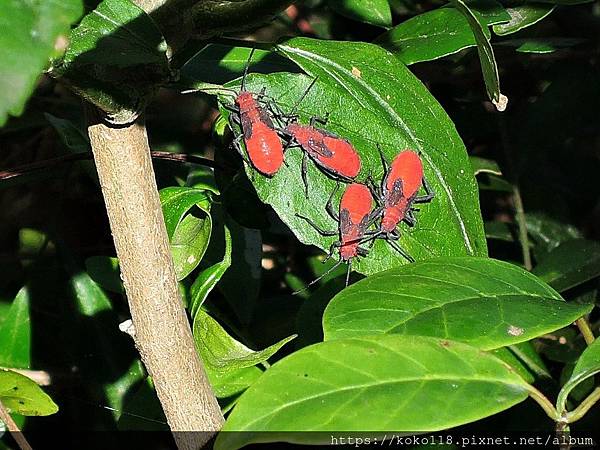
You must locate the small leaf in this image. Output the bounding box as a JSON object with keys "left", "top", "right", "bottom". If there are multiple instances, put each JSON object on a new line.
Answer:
{"left": 44, "top": 113, "right": 90, "bottom": 153}
{"left": 160, "top": 187, "right": 213, "bottom": 280}
{"left": 485, "top": 221, "right": 514, "bottom": 242}
{"left": 526, "top": 212, "right": 582, "bottom": 257}
{"left": 0, "top": 287, "right": 31, "bottom": 369}
{"left": 557, "top": 338, "right": 600, "bottom": 413}
{"left": 0, "top": 369, "right": 58, "bottom": 416}
{"left": 490, "top": 347, "right": 534, "bottom": 383}
{"left": 194, "top": 309, "right": 296, "bottom": 373}
{"left": 52, "top": 0, "right": 168, "bottom": 122}
{"left": 328, "top": 0, "right": 392, "bottom": 28}
{"left": 323, "top": 257, "right": 593, "bottom": 350}
{"left": 451, "top": 0, "right": 504, "bottom": 107}
{"left": 216, "top": 335, "right": 530, "bottom": 449}
{"left": 493, "top": 5, "right": 555, "bottom": 36}
{"left": 509, "top": 342, "right": 551, "bottom": 379}
{"left": 532, "top": 239, "right": 600, "bottom": 292}
{"left": 471, "top": 156, "right": 502, "bottom": 176}
{"left": 85, "top": 256, "right": 123, "bottom": 293}
{"left": 189, "top": 224, "right": 232, "bottom": 319}
{"left": 0, "top": 0, "right": 83, "bottom": 125}
{"left": 376, "top": 1, "right": 509, "bottom": 65}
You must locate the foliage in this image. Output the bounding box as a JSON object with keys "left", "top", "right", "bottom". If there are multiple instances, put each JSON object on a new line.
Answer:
{"left": 1, "top": 0, "right": 599, "bottom": 447}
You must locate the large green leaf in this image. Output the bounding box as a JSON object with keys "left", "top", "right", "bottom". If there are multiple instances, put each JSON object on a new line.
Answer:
{"left": 160, "top": 187, "right": 212, "bottom": 280}
{"left": 451, "top": 0, "right": 505, "bottom": 108}
{"left": 557, "top": 338, "right": 600, "bottom": 413}
{"left": 532, "top": 240, "right": 600, "bottom": 292}
{"left": 0, "top": 287, "right": 31, "bottom": 369}
{"left": 193, "top": 309, "right": 295, "bottom": 373}
{"left": 492, "top": 5, "right": 555, "bottom": 36}
{"left": 215, "top": 335, "right": 530, "bottom": 449}
{"left": 323, "top": 257, "right": 592, "bottom": 349}
{"left": 376, "top": 2, "right": 509, "bottom": 65}
{"left": 204, "top": 39, "right": 486, "bottom": 276}
{"left": 52, "top": 0, "right": 168, "bottom": 122}
{"left": 328, "top": 0, "right": 392, "bottom": 28}
{"left": 207, "top": 366, "right": 263, "bottom": 399}
{"left": 0, "top": 0, "right": 83, "bottom": 125}
{"left": 0, "top": 369, "right": 58, "bottom": 416}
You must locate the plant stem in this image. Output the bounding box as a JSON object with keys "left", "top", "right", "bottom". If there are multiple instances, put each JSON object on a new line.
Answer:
{"left": 497, "top": 116, "right": 532, "bottom": 270}
{"left": 527, "top": 385, "right": 559, "bottom": 421}
{"left": 566, "top": 387, "right": 600, "bottom": 424}
{"left": 575, "top": 317, "right": 595, "bottom": 345}
{"left": 0, "top": 400, "right": 33, "bottom": 450}
{"left": 86, "top": 110, "right": 223, "bottom": 449}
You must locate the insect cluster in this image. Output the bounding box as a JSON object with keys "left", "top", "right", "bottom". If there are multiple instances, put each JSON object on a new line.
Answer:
{"left": 225, "top": 50, "right": 435, "bottom": 287}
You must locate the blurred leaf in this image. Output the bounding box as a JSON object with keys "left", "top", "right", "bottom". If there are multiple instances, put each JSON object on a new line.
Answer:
{"left": 180, "top": 45, "right": 298, "bottom": 86}
{"left": 376, "top": 1, "right": 508, "bottom": 65}
{"left": 485, "top": 221, "right": 514, "bottom": 242}
{"left": 539, "top": 328, "right": 585, "bottom": 364}
{"left": 204, "top": 39, "right": 486, "bottom": 276}
{"left": 559, "top": 362, "right": 595, "bottom": 405}
{"left": 189, "top": 224, "right": 232, "bottom": 320}
{"left": 328, "top": 0, "right": 392, "bottom": 28}
{"left": 477, "top": 173, "right": 513, "bottom": 192}
{"left": 160, "top": 187, "right": 213, "bottom": 280}
{"left": 451, "top": 0, "right": 504, "bottom": 108}
{"left": 193, "top": 309, "right": 296, "bottom": 373}
{"left": 0, "top": 0, "right": 83, "bottom": 125}
{"left": 493, "top": 5, "right": 555, "bottom": 36}
{"left": 323, "top": 257, "right": 592, "bottom": 349}
{"left": 0, "top": 287, "right": 31, "bottom": 369}
{"left": 509, "top": 342, "right": 551, "bottom": 379}
{"left": 534, "top": 0, "right": 593, "bottom": 4}
{"left": 117, "top": 377, "right": 167, "bottom": 431}
{"left": 532, "top": 240, "right": 600, "bottom": 292}
{"left": 497, "top": 38, "right": 584, "bottom": 54}
{"left": 557, "top": 338, "right": 600, "bottom": 413}
{"left": 18, "top": 228, "right": 48, "bottom": 256}
{"left": 44, "top": 113, "right": 89, "bottom": 153}
{"left": 216, "top": 335, "right": 530, "bottom": 449}
{"left": 222, "top": 172, "right": 270, "bottom": 230}
{"left": 52, "top": 0, "right": 168, "bottom": 122}
{"left": 0, "top": 369, "right": 58, "bottom": 416}
{"left": 85, "top": 256, "right": 123, "bottom": 293}
{"left": 526, "top": 212, "right": 582, "bottom": 257}
{"left": 208, "top": 365, "right": 263, "bottom": 399}
{"left": 471, "top": 156, "right": 502, "bottom": 176}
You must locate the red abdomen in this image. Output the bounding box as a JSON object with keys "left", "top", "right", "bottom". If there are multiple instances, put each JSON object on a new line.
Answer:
{"left": 339, "top": 184, "right": 373, "bottom": 260}
{"left": 244, "top": 122, "right": 284, "bottom": 176}
{"left": 318, "top": 136, "right": 361, "bottom": 178}
{"left": 386, "top": 150, "right": 424, "bottom": 200}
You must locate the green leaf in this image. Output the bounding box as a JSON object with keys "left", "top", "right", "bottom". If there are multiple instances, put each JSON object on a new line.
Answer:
{"left": 0, "top": 287, "right": 31, "bottom": 369}
{"left": 208, "top": 366, "right": 263, "bottom": 399}
{"left": 534, "top": 0, "right": 593, "bottom": 4}
{"left": 451, "top": 0, "right": 505, "bottom": 108}
{"left": 490, "top": 347, "right": 534, "bottom": 383}
{"left": 375, "top": 1, "right": 509, "bottom": 65}
{"left": 216, "top": 335, "right": 530, "bottom": 448}
{"left": 471, "top": 156, "right": 502, "bottom": 176}
{"left": 52, "top": 0, "right": 168, "bottom": 122}
{"left": 485, "top": 221, "right": 514, "bottom": 242}
{"left": 0, "top": 0, "right": 83, "bottom": 125}
{"left": 493, "top": 5, "right": 555, "bottom": 36}
{"left": 557, "top": 338, "right": 600, "bottom": 413}
{"left": 207, "top": 39, "right": 486, "bottom": 276}
{"left": 180, "top": 44, "right": 298, "bottom": 86}
{"left": 85, "top": 256, "right": 123, "bottom": 293}
{"left": 44, "top": 113, "right": 89, "bottom": 153}
{"left": 193, "top": 309, "right": 295, "bottom": 373}
{"left": 328, "top": 0, "right": 392, "bottom": 28}
{"left": 509, "top": 342, "right": 551, "bottom": 379}
{"left": 0, "top": 369, "right": 58, "bottom": 416}
{"left": 323, "top": 257, "right": 593, "bottom": 349}
{"left": 532, "top": 240, "right": 600, "bottom": 292}
{"left": 189, "top": 224, "right": 232, "bottom": 320}
{"left": 160, "top": 187, "right": 213, "bottom": 280}
{"left": 526, "top": 212, "right": 582, "bottom": 257}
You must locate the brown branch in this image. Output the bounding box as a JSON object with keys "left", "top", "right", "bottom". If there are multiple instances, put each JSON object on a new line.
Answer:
{"left": 0, "top": 400, "right": 33, "bottom": 450}
{"left": 86, "top": 109, "right": 223, "bottom": 449}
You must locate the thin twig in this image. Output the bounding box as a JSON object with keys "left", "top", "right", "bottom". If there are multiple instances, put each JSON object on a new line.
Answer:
{"left": 0, "top": 400, "right": 33, "bottom": 450}
{"left": 566, "top": 386, "right": 600, "bottom": 424}
{"left": 0, "top": 151, "right": 221, "bottom": 181}
{"left": 526, "top": 384, "right": 559, "bottom": 421}
{"left": 497, "top": 115, "right": 532, "bottom": 270}
{"left": 575, "top": 317, "right": 595, "bottom": 345}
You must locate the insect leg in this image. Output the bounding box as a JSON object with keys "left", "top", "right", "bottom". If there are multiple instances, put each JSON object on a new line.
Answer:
{"left": 414, "top": 177, "right": 435, "bottom": 203}
{"left": 295, "top": 214, "right": 337, "bottom": 236}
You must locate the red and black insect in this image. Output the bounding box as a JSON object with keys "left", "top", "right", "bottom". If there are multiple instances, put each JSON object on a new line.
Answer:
{"left": 224, "top": 49, "right": 284, "bottom": 177}
{"left": 296, "top": 183, "right": 374, "bottom": 289}
{"left": 278, "top": 79, "right": 361, "bottom": 197}
{"left": 367, "top": 148, "right": 434, "bottom": 261}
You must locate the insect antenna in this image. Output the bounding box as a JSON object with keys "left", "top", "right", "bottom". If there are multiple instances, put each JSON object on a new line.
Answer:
{"left": 287, "top": 76, "right": 319, "bottom": 118}
{"left": 241, "top": 47, "right": 256, "bottom": 92}
{"left": 292, "top": 258, "right": 344, "bottom": 296}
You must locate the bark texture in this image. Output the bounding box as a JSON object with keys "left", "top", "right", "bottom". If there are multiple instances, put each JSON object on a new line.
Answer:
{"left": 87, "top": 113, "right": 223, "bottom": 449}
